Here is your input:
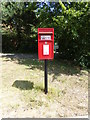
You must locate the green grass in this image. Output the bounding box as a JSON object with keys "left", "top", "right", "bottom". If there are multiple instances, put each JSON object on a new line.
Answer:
{"left": 1, "top": 56, "right": 88, "bottom": 117}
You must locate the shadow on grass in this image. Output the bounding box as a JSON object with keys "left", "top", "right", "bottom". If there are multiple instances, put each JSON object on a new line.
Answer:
{"left": 12, "top": 80, "right": 34, "bottom": 90}
{"left": 35, "top": 85, "right": 44, "bottom": 92}
{"left": 17, "top": 58, "right": 80, "bottom": 75}
{"left": 2, "top": 53, "right": 81, "bottom": 78}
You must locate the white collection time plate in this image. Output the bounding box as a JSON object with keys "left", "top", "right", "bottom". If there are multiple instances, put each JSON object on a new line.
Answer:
{"left": 41, "top": 35, "right": 51, "bottom": 40}
{"left": 43, "top": 45, "right": 49, "bottom": 55}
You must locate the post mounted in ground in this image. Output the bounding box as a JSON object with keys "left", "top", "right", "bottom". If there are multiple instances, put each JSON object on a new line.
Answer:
{"left": 38, "top": 28, "right": 54, "bottom": 94}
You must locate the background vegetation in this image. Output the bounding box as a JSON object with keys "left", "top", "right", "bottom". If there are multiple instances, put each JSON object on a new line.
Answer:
{"left": 1, "top": 2, "right": 90, "bottom": 68}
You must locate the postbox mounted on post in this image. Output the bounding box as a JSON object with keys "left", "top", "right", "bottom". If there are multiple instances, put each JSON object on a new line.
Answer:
{"left": 38, "top": 28, "right": 54, "bottom": 60}
{"left": 38, "top": 28, "right": 54, "bottom": 94}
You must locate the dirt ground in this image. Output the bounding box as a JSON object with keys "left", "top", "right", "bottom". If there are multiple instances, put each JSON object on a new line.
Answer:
{"left": 0, "top": 53, "right": 88, "bottom": 118}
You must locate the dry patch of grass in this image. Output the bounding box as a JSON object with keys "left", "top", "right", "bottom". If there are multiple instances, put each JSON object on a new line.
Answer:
{"left": 1, "top": 55, "right": 88, "bottom": 118}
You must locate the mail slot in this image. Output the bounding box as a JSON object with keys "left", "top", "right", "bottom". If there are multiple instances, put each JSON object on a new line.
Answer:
{"left": 38, "top": 28, "right": 54, "bottom": 60}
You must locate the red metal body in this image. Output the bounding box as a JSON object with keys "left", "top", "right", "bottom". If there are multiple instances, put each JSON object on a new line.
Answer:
{"left": 38, "top": 28, "right": 54, "bottom": 60}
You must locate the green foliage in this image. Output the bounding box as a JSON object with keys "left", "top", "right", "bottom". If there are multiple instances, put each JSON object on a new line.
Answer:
{"left": 36, "top": 2, "right": 89, "bottom": 68}
{"left": 2, "top": 34, "right": 38, "bottom": 53}
{"left": 1, "top": 2, "right": 90, "bottom": 68}
{"left": 1, "top": 2, "right": 38, "bottom": 53}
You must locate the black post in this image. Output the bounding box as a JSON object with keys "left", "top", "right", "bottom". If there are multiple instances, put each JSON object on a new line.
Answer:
{"left": 44, "top": 60, "right": 48, "bottom": 94}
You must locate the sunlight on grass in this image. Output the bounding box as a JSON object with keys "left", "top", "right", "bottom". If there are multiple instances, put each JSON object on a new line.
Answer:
{"left": 1, "top": 56, "right": 88, "bottom": 117}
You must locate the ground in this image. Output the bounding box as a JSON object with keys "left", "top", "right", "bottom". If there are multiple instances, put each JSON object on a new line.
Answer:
{"left": 0, "top": 53, "right": 88, "bottom": 118}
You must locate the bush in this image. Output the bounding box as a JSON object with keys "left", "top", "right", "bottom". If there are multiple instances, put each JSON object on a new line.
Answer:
{"left": 2, "top": 34, "right": 38, "bottom": 53}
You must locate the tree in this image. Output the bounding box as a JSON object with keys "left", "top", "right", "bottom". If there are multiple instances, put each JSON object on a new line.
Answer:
{"left": 37, "top": 2, "right": 90, "bottom": 67}
{"left": 1, "top": 2, "right": 38, "bottom": 52}
{"left": 1, "top": 2, "right": 90, "bottom": 67}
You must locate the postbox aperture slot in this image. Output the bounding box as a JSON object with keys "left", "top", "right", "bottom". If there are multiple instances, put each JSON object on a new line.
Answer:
{"left": 39, "top": 32, "right": 53, "bottom": 34}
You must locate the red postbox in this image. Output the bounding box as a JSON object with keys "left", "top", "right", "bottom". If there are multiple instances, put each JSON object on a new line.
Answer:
{"left": 38, "top": 28, "right": 54, "bottom": 60}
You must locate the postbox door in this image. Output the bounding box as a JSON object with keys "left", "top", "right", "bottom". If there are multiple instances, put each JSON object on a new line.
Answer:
{"left": 38, "top": 41, "right": 53, "bottom": 60}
